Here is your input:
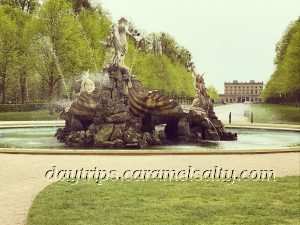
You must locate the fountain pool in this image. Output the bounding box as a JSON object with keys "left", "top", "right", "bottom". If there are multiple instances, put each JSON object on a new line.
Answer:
{"left": 0, "top": 127, "right": 299, "bottom": 150}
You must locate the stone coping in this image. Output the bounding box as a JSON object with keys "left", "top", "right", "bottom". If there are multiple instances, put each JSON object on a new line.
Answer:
{"left": 0, "top": 147, "right": 299, "bottom": 155}
{"left": 224, "top": 124, "right": 300, "bottom": 132}
{"left": 0, "top": 120, "right": 65, "bottom": 128}
{"left": 0, "top": 121, "right": 299, "bottom": 155}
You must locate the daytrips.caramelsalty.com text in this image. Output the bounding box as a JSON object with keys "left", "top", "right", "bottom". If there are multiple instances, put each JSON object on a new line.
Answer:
{"left": 45, "top": 166, "right": 276, "bottom": 185}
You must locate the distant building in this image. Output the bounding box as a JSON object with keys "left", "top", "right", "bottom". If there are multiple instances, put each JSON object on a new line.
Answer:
{"left": 220, "top": 80, "right": 264, "bottom": 103}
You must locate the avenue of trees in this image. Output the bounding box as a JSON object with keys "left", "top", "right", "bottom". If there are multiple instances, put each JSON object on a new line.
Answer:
{"left": 262, "top": 17, "right": 300, "bottom": 106}
{"left": 0, "top": 0, "right": 196, "bottom": 105}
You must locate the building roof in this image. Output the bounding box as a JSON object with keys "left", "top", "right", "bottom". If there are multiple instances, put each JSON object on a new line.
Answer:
{"left": 224, "top": 80, "right": 263, "bottom": 85}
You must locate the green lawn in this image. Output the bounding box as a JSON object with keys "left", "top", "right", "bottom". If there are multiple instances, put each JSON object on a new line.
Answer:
{"left": 0, "top": 110, "right": 59, "bottom": 121}
{"left": 250, "top": 104, "right": 300, "bottom": 124}
{"left": 27, "top": 177, "right": 300, "bottom": 225}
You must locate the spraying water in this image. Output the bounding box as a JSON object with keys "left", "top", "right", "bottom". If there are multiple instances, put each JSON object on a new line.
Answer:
{"left": 51, "top": 51, "right": 71, "bottom": 101}
{"left": 75, "top": 71, "right": 110, "bottom": 92}
{"left": 75, "top": 14, "right": 98, "bottom": 71}
{"left": 205, "top": 117, "right": 220, "bottom": 141}
{"left": 40, "top": 37, "right": 71, "bottom": 101}
{"left": 98, "top": 71, "right": 110, "bottom": 88}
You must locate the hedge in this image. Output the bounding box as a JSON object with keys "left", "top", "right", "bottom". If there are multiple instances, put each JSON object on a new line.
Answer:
{"left": 0, "top": 103, "right": 47, "bottom": 112}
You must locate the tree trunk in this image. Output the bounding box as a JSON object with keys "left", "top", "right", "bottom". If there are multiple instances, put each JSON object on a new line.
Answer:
{"left": 20, "top": 69, "right": 28, "bottom": 104}
{"left": 40, "top": 77, "right": 45, "bottom": 100}
{"left": 48, "top": 59, "right": 55, "bottom": 100}
{"left": 1, "top": 72, "right": 6, "bottom": 104}
{"left": 56, "top": 78, "right": 62, "bottom": 99}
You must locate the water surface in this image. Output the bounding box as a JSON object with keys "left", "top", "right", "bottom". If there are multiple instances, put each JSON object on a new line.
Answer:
{"left": 0, "top": 127, "right": 299, "bottom": 150}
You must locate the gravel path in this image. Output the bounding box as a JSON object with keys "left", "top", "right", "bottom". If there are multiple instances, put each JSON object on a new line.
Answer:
{"left": 214, "top": 103, "right": 249, "bottom": 123}
{"left": 0, "top": 153, "right": 299, "bottom": 225}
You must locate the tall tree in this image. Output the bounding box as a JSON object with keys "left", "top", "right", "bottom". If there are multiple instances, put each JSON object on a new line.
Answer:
{"left": 0, "top": 0, "right": 39, "bottom": 13}
{"left": 37, "top": 0, "right": 96, "bottom": 100}
{"left": 0, "top": 7, "right": 18, "bottom": 103}
{"left": 67, "top": 0, "right": 92, "bottom": 14}
{"left": 263, "top": 18, "right": 300, "bottom": 102}
{"left": 4, "top": 6, "right": 34, "bottom": 103}
{"left": 78, "top": 9, "right": 111, "bottom": 71}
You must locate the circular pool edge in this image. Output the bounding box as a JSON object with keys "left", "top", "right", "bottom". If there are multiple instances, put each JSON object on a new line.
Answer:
{"left": 0, "top": 122, "right": 299, "bottom": 155}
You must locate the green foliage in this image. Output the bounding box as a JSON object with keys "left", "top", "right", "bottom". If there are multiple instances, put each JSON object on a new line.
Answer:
{"left": 67, "top": 0, "right": 92, "bottom": 14}
{"left": 32, "top": 0, "right": 110, "bottom": 99}
{"left": 78, "top": 10, "right": 111, "bottom": 71}
{"left": 141, "top": 32, "right": 195, "bottom": 72}
{"left": 249, "top": 104, "right": 300, "bottom": 124}
{"left": 0, "top": 6, "right": 18, "bottom": 103}
{"left": 39, "top": 0, "right": 95, "bottom": 74}
{"left": 0, "top": 110, "right": 59, "bottom": 120}
{"left": 263, "top": 18, "right": 300, "bottom": 100}
{"left": 126, "top": 40, "right": 195, "bottom": 97}
{"left": 207, "top": 85, "right": 220, "bottom": 100}
{"left": 0, "top": 102, "right": 46, "bottom": 112}
{"left": 0, "top": 0, "right": 196, "bottom": 104}
{"left": 0, "top": 0, "right": 39, "bottom": 13}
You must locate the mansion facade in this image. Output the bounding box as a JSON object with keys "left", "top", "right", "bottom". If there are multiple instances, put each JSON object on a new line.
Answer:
{"left": 220, "top": 80, "right": 264, "bottom": 103}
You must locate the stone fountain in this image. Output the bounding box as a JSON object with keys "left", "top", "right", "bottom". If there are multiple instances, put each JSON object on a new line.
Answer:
{"left": 56, "top": 17, "right": 237, "bottom": 148}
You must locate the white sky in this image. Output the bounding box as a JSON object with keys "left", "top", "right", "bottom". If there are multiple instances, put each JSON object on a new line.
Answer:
{"left": 97, "top": 0, "right": 300, "bottom": 93}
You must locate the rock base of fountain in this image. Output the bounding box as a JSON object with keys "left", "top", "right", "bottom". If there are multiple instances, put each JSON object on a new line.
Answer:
{"left": 56, "top": 65, "right": 237, "bottom": 148}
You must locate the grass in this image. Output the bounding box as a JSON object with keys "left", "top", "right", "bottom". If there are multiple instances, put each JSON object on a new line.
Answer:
{"left": 0, "top": 110, "right": 59, "bottom": 121}
{"left": 27, "top": 176, "right": 300, "bottom": 225}
{"left": 250, "top": 104, "right": 300, "bottom": 124}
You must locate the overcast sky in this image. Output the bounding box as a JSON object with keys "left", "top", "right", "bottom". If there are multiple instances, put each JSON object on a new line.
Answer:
{"left": 97, "top": 0, "right": 300, "bottom": 93}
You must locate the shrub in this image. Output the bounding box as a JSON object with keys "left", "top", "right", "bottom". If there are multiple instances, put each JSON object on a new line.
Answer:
{"left": 0, "top": 102, "right": 46, "bottom": 112}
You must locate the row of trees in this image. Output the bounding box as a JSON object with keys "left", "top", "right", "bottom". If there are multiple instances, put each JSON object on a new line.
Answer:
{"left": 135, "top": 32, "right": 195, "bottom": 72}
{"left": 0, "top": 0, "right": 110, "bottom": 103}
{"left": 262, "top": 17, "right": 300, "bottom": 106}
{"left": 0, "top": 0, "right": 196, "bottom": 105}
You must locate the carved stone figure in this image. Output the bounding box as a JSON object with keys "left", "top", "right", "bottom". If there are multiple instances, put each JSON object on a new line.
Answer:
{"left": 192, "top": 74, "right": 213, "bottom": 114}
{"left": 56, "top": 19, "right": 237, "bottom": 148}
{"left": 80, "top": 71, "right": 95, "bottom": 94}
{"left": 56, "top": 64, "right": 237, "bottom": 148}
{"left": 101, "top": 17, "right": 134, "bottom": 68}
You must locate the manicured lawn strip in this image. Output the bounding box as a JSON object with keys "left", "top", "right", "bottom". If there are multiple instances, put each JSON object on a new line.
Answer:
{"left": 27, "top": 176, "right": 300, "bottom": 225}
{"left": 250, "top": 104, "right": 300, "bottom": 124}
{"left": 0, "top": 110, "right": 59, "bottom": 121}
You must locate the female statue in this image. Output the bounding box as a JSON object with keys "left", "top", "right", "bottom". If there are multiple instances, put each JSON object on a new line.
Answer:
{"left": 101, "top": 17, "right": 134, "bottom": 68}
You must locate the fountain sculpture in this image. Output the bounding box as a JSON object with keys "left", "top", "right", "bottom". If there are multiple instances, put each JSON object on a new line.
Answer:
{"left": 56, "top": 18, "right": 237, "bottom": 148}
